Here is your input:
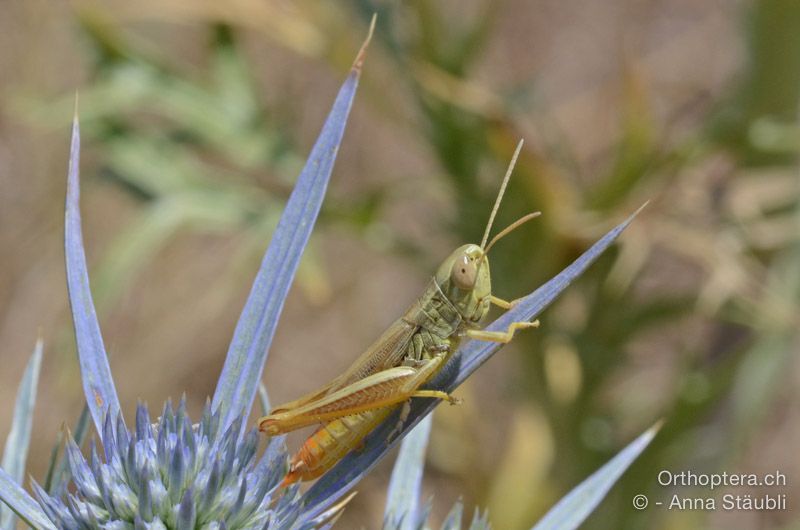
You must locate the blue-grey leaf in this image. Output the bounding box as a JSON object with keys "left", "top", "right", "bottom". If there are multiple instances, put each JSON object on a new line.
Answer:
{"left": 468, "top": 508, "right": 491, "bottom": 530}
{"left": 383, "top": 415, "right": 432, "bottom": 530}
{"left": 531, "top": 422, "right": 661, "bottom": 530}
{"left": 211, "top": 21, "right": 374, "bottom": 436}
{"left": 0, "top": 339, "right": 43, "bottom": 530}
{"left": 440, "top": 501, "right": 463, "bottom": 530}
{"left": 302, "top": 490, "right": 358, "bottom": 530}
{"left": 0, "top": 467, "right": 55, "bottom": 530}
{"left": 453, "top": 207, "right": 645, "bottom": 388}
{"left": 257, "top": 383, "right": 271, "bottom": 416}
{"left": 45, "top": 405, "right": 90, "bottom": 496}
{"left": 299, "top": 208, "right": 643, "bottom": 520}
{"left": 65, "top": 110, "right": 125, "bottom": 436}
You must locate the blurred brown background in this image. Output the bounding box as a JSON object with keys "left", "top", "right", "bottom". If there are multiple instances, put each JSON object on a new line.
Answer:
{"left": 1, "top": 1, "right": 799, "bottom": 528}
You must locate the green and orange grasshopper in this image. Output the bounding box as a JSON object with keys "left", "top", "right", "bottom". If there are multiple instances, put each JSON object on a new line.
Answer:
{"left": 259, "top": 140, "right": 539, "bottom": 486}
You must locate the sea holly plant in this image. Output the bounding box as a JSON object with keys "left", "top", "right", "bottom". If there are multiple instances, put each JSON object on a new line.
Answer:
{"left": 0, "top": 22, "right": 658, "bottom": 530}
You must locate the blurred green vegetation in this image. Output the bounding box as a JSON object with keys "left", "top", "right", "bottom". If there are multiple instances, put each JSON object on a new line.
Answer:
{"left": 3, "top": 1, "right": 800, "bottom": 529}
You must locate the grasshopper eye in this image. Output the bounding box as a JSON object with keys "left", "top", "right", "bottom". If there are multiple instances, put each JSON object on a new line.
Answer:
{"left": 451, "top": 254, "right": 477, "bottom": 290}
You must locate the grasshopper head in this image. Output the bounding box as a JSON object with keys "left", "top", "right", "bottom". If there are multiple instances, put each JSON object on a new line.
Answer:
{"left": 433, "top": 139, "right": 539, "bottom": 324}
{"left": 435, "top": 244, "right": 492, "bottom": 323}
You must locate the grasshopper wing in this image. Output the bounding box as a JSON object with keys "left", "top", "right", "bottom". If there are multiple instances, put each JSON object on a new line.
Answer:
{"left": 267, "top": 318, "right": 418, "bottom": 416}
{"left": 260, "top": 351, "right": 451, "bottom": 435}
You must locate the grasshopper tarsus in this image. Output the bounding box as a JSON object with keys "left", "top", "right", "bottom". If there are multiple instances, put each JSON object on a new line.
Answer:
{"left": 465, "top": 319, "right": 539, "bottom": 344}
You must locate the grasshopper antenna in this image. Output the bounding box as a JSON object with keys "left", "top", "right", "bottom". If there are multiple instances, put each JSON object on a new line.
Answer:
{"left": 481, "top": 139, "right": 524, "bottom": 249}
{"left": 485, "top": 211, "right": 540, "bottom": 254}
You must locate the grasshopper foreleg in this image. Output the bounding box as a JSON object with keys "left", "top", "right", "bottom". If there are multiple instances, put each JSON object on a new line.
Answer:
{"left": 466, "top": 319, "right": 540, "bottom": 344}
{"left": 488, "top": 295, "right": 515, "bottom": 309}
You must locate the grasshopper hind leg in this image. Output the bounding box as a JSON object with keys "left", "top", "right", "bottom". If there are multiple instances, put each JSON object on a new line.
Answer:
{"left": 386, "top": 400, "right": 412, "bottom": 444}
{"left": 386, "top": 392, "right": 462, "bottom": 445}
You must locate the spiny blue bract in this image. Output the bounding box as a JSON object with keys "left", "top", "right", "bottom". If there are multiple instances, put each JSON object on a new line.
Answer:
{"left": 383, "top": 501, "right": 491, "bottom": 530}
{"left": 31, "top": 400, "right": 308, "bottom": 530}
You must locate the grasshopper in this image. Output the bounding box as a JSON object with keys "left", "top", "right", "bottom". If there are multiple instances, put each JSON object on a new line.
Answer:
{"left": 258, "top": 140, "right": 539, "bottom": 486}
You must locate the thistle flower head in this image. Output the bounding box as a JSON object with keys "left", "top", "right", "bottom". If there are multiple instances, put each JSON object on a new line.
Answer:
{"left": 32, "top": 401, "right": 298, "bottom": 529}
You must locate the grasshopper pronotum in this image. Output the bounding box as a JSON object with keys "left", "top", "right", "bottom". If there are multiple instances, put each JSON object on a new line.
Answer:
{"left": 258, "top": 140, "right": 540, "bottom": 486}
